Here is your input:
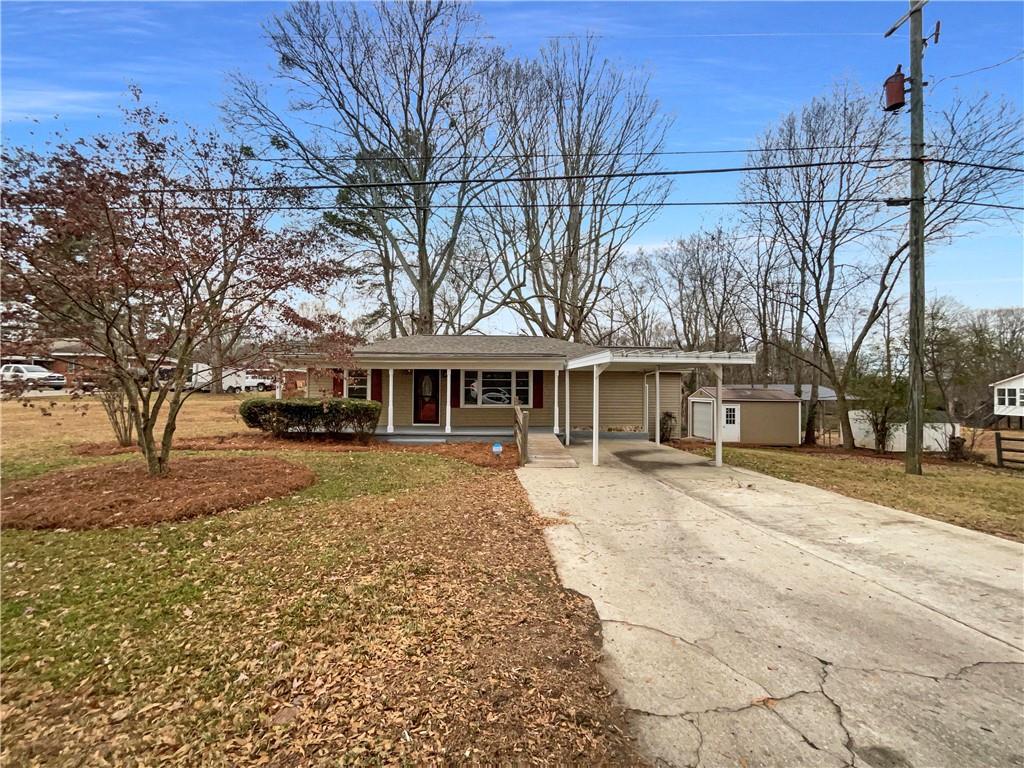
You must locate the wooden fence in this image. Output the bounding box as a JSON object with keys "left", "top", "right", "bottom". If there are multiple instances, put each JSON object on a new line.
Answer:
{"left": 995, "top": 432, "right": 1024, "bottom": 470}
{"left": 513, "top": 404, "right": 529, "bottom": 466}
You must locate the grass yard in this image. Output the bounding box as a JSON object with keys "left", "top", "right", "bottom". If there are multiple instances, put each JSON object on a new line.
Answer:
{"left": 1, "top": 397, "right": 639, "bottom": 765}
{"left": 680, "top": 444, "right": 1023, "bottom": 541}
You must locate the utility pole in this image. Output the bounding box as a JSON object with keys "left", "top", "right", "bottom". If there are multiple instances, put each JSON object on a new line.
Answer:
{"left": 885, "top": 0, "right": 929, "bottom": 475}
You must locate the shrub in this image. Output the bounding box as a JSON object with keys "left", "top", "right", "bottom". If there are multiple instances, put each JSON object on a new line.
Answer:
{"left": 239, "top": 398, "right": 381, "bottom": 441}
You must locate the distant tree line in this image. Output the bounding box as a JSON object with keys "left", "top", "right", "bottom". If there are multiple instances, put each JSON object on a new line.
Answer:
{"left": 3, "top": 0, "right": 1021, "bottom": 470}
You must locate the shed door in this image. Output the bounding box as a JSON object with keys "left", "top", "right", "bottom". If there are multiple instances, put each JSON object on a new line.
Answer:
{"left": 691, "top": 401, "right": 713, "bottom": 440}
{"left": 723, "top": 405, "right": 741, "bottom": 442}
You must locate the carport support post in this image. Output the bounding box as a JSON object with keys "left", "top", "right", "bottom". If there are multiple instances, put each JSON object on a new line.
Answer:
{"left": 564, "top": 369, "right": 571, "bottom": 446}
{"left": 714, "top": 364, "right": 723, "bottom": 467}
{"left": 445, "top": 368, "right": 452, "bottom": 434}
{"left": 553, "top": 369, "right": 560, "bottom": 435}
{"left": 592, "top": 364, "right": 608, "bottom": 466}
{"left": 387, "top": 368, "right": 395, "bottom": 433}
{"left": 655, "top": 368, "right": 661, "bottom": 444}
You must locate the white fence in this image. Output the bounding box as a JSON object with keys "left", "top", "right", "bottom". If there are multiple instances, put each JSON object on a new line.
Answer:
{"left": 846, "top": 410, "right": 959, "bottom": 452}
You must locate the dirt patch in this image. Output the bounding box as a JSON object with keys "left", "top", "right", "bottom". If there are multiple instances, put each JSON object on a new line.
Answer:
{"left": 72, "top": 433, "right": 521, "bottom": 469}
{"left": 1, "top": 456, "right": 316, "bottom": 530}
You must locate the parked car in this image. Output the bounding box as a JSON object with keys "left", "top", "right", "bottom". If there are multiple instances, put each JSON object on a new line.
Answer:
{"left": 0, "top": 364, "right": 66, "bottom": 390}
{"left": 188, "top": 364, "right": 275, "bottom": 393}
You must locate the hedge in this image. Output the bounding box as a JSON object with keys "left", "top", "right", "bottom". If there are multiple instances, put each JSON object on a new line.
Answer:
{"left": 239, "top": 398, "right": 381, "bottom": 440}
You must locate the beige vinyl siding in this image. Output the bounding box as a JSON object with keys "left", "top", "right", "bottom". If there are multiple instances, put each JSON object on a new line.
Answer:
{"left": 306, "top": 370, "right": 334, "bottom": 398}
{"left": 738, "top": 401, "right": 801, "bottom": 446}
{"left": 366, "top": 367, "right": 672, "bottom": 434}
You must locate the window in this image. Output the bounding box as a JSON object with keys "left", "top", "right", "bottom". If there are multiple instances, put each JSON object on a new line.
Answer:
{"left": 997, "top": 388, "right": 1007, "bottom": 406}
{"left": 346, "top": 370, "right": 368, "bottom": 400}
{"left": 725, "top": 406, "right": 737, "bottom": 425}
{"left": 1008, "top": 388, "right": 1018, "bottom": 407}
{"left": 462, "top": 370, "right": 531, "bottom": 407}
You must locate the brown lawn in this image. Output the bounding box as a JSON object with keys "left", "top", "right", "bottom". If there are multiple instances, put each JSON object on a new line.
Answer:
{"left": 1, "top": 394, "right": 640, "bottom": 765}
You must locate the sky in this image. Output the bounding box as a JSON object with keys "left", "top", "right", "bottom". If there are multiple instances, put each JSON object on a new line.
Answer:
{"left": 2, "top": 0, "right": 1022, "bottom": 311}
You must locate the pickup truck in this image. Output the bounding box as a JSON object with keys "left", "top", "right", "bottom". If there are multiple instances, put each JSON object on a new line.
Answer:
{"left": 0, "top": 364, "right": 66, "bottom": 390}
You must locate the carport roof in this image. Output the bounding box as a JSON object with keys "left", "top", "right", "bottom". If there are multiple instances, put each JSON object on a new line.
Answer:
{"left": 567, "top": 348, "right": 756, "bottom": 370}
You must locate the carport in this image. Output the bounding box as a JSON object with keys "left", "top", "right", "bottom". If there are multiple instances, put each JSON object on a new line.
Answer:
{"left": 564, "top": 349, "right": 756, "bottom": 466}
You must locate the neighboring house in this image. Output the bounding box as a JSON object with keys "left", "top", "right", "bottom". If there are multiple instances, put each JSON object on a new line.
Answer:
{"left": 277, "top": 335, "right": 755, "bottom": 466}
{"left": 991, "top": 373, "right": 1024, "bottom": 429}
{"left": 687, "top": 386, "right": 802, "bottom": 446}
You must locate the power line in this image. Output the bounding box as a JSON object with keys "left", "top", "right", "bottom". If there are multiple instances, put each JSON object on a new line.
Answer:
{"left": 930, "top": 50, "right": 1024, "bottom": 90}
{"left": 13, "top": 197, "right": 1020, "bottom": 213}
{"left": 931, "top": 158, "right": 1024, "bottom": 174}
{"left": 247, "top": 143, "right": 908, "bottom": 164}
{"left": 142, "top": 157, "right": 910, "bottom": 195}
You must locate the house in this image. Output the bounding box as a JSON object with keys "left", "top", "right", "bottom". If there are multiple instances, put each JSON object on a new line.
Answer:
{"left": 991, "top": 372, "right": 1024, "bottom": 429}
{"left": 687, "top": 386, "right": 802, "bottom": 446}
{"left": 279, "top": 335, "right": 755, "bottom": 466}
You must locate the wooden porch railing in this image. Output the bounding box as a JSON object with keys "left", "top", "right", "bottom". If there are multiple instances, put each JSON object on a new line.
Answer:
{"left": 995, "top": 432, "right": 1024, "bottom": 470}
{"left": 513, "top": 404, "right": 529, "bottom": 466}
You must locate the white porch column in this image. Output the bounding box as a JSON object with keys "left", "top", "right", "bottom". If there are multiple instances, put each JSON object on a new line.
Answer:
{"left": 553, "top": 369, "right": 560, "bottom": 435}
{"left": 655, "top": 367, "right": 661, "bottom": 444}
{"left": 387, "top": 367, "right": 395, "bottom": 433}
{"left": 644, "top": 379, "right": 649, "bottom": 438}
{"left": 714, "top": 364, "right": 723, "bottom": 467}
{"left": 445, "top": 368, "right": 452, "bottom": 434}
{"left": 564, "top": 368, "right": 571, "bottom": 446}
{"left": 275, "top": 378, "right": 283, "bottom": 400}
{"left": 592, "top": 364, "right": 607, "bottom": 466}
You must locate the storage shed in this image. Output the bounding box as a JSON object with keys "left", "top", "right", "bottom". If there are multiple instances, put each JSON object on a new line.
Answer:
{"left": 688, "top": 386, "right": 802, "bottom": 446}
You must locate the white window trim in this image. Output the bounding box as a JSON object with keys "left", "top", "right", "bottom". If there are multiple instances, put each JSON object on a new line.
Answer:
{"left": 997, "top": 387, "right": 1006, "bottom": 406}
{"left": 460, "top": 369, "right": 533, "bottom": 409}
{"left": 342, "top": 368, "right": 369, "bottom": 400}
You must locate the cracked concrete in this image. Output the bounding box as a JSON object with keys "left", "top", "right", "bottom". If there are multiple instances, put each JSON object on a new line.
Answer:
{"left": 517, "top": 440, "right": 1024, "bottom": 768}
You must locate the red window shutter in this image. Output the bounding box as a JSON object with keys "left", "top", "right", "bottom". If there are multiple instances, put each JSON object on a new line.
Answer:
{"left": 370, "top": 369, "right": 382, "bottom": 402}
{"left": 532, "top": 370, "right": 544, "bottom": 409}
{"left": 450, "top": 370, "right": 461, "bottom": 408}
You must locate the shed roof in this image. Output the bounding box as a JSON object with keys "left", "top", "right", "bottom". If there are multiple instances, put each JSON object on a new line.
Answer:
{"left": 693, "top": 386, "right": 802, "bottom": 402}
{"left": 759, "top": 383, "right": 839, "bottom": 402}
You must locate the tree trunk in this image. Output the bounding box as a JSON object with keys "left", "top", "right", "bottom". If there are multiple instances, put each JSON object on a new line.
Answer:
{"left": 836, "top": 391, "right": 856, "bottom": 449}
{"left": 209, "top": 337, "right": 224, "bottom": 395}
{"left": 803, "top": 373, "right": 820, "bottom": 445}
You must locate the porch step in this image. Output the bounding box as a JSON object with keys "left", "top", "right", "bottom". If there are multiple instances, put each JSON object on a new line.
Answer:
{"left": 524, "top": 433, "right": 578, "bottom": 468}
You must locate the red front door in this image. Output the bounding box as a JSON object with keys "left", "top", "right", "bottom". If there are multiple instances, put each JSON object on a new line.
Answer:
{"left": 413, "top": 370, "right": 440, "bottom": 425}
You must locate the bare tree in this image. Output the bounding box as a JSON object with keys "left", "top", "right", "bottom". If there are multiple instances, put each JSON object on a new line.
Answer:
{"left": 482, "top": 38, "right": 671, "bottom": 341}
{"left": 2, "top": 105, "right": 339, "bottom": 475}
{"left": 741, "top": 82, "right": 905, "bottom": 447}
{"left": 228, "top": 1, "right": 507, "bottom": 336}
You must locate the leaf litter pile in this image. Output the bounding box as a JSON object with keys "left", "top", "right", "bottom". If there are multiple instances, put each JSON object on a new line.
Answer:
{"left": 1, "top": 452, "right": 642, "bottom": 765}
{"left": 0, "top": 456, "right": 317, "bottom": 529}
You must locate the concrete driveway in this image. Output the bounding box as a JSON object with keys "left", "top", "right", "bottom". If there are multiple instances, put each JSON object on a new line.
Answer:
{"left": 517, "top": 440, "right": 1024, "bottom": 768}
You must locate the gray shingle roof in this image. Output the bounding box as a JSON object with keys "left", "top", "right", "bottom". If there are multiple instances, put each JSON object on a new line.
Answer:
{"left": 355, "top": 335, "right": 600, "bottom": 359}
{"left": 694, "top": 386, "right": 802, "bottom": 402}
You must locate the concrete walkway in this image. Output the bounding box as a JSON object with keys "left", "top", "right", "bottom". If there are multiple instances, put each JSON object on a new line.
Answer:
{"left": 517, "top": 440, "right": 1024, "bottom": 768}
{"left": 523, "top": 432, "right": 578, "bottom": 468}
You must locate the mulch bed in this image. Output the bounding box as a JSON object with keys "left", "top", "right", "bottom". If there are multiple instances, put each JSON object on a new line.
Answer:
{"left": 72, "top": 433, "right": 521, "bottom": 469}
{"left": 0, "top": 455, "right": 316, "bottom": 530}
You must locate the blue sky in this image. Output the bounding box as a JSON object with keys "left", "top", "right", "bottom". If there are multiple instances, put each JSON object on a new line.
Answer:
{"left": 3, "top": 1, "right": 1022, "bottom": 309}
